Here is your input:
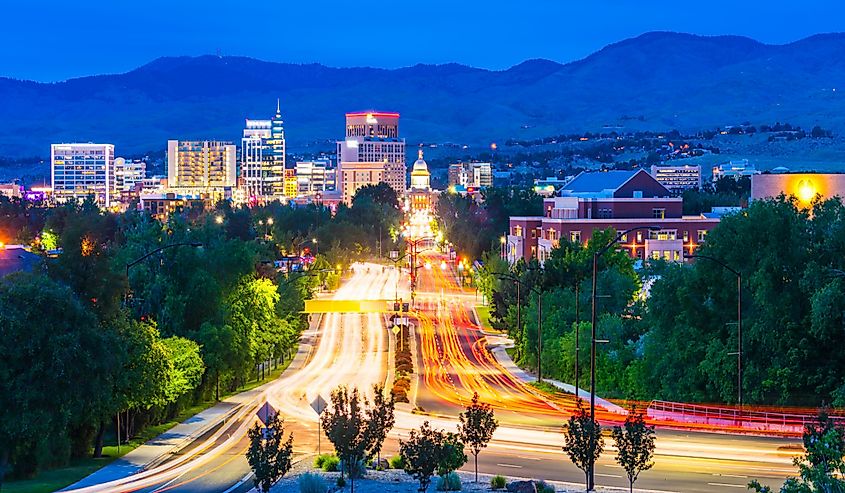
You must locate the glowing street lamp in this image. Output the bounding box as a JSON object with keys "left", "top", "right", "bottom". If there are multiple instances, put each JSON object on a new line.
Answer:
{"left": 215, "top": 215, "right": 224, "bottom": 224}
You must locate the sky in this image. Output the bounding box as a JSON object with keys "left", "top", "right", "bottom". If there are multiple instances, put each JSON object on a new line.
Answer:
{"left": 3, "top": 0, "right": 845, "bottom": 82}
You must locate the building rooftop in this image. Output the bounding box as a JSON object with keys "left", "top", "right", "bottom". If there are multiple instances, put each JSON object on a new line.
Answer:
{"left": 0, "top": 246, "right": 40, "bottom": 277}
{"left": 564, "top": 170, "right": 640, "bottom": 194}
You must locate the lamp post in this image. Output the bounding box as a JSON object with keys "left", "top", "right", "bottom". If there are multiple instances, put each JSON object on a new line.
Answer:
{"left": 588, "top": 226, "right": 658, "bottom": 492}
{"left": 124, "top": 241, "right": 203, "bottom": 453}
{"left": 494, "top": 271, "right": 543, "bottom": 383}
{"left": 500, "top": 235, "right": 506, "bottom": 260}
{"left": 685, "top": 253, "right": 742, "bottom": 418}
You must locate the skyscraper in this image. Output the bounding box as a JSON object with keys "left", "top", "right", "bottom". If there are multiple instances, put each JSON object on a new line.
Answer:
{"left": 337, "top": 111, "right": 406, "bottom": 204}
{"left": 51, "top": 143, "right": 115, "bottom": 206}
{"left": 241, "top": 101, "right": 286, "bottom": 199}
{"left": 167, "top": 140, "right": 237, "bottom": 190}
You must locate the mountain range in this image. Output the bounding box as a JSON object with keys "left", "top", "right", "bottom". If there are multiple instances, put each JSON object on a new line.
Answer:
{"left": 2, "top": 31, "right": 845, "bottom": 158}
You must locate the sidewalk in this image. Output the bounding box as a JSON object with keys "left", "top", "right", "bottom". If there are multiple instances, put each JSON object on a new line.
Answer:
{"left": 64, "top": 315, "right": 323, "bottom": 490}
{"left": 485, "top": 334, "right": 626, "bottom": 415}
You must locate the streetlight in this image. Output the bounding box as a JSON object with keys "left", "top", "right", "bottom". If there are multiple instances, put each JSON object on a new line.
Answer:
{"left": 588, "top": 226, "right": 658, "bottom": 492}
{"left": 500, "top": 235, "right": 506, "bottom": 260}
{"left": 494, "top": 271, "right": 543, "bottom": 383}
{"left": 685, "top": 253, "right": 742, "bottom": 417}
{"left": 123, "top": 241, "right": 203, "bottom": 452}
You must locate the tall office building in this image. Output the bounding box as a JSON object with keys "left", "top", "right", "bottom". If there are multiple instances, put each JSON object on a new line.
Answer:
{"left": 241, "top": 101, "right": 286, "bottom": 199}
{"left": 167, "top": 140, "right": 237, "bottom": 190}
{"left": 51, "top": 143, "right": 115, "bottom": 206}
{"left": 650, "top": 164, "right": 701, "bottom": 193}
{"left": 337, "top": 111, "right": 406, "bottom": 204}
{"left": 114, "top": 157, "right": 147, "bottom": 192}
{"left": 296, "top": 159, "right": 335, "bottom": 196}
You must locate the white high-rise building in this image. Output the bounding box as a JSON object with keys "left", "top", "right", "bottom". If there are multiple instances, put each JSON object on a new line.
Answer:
{"left": 114, "top": 157, "right": 147, "bottom": 192}
{"left": 167, "top": 140, "right": 237, "bottom": 190}
{"left": 296, "top": 159, "right": 334, "bottom": 196}
{"left": 337, "top": 111, "right": 406, "bottom": 204}
{"left": 241, "top": 101, "right": 286, "bottom": 199}
{"left": 51, "top": 143, "right": 115, "bottom": 206}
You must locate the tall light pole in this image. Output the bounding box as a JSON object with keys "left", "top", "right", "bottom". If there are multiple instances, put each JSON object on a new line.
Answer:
{"left": 588, "top": 225, "right": 658, "bottom": 492}
{"left": 495, "top": 271, "right": 543, "bottom": 382}
{"left": 685, "top": 253, "right": 742, "bottom": 417}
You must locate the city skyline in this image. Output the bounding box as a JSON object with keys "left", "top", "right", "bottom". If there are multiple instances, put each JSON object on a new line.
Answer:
{"left": 3, "top": 0, "right": 844, "bottom": 81}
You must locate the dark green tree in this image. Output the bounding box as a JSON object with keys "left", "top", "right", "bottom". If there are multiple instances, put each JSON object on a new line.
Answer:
{"left": 365, "top": 384, "right": 395, "bottom": 467}
{"left": 749, "top": 409, "right": 845, "bottom": 493}
{"left": 612, "top": 407, "right": 656, "bottom": 493}
{"left": 320, "top": 386, "right": 373, "bottom": 493}
{"left": 246, "top": 412, "right": 294, "bottom": 493}
{"left": 400, "top": 421, "right": 445, "bottom": 493}
{"left": 458, "top": 392, "right": 498, "bottom": 482}
{"left": 562, "top": 403, "right": 604, "bottom": 489}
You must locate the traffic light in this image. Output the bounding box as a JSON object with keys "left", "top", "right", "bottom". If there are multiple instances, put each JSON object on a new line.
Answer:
{"left": 394, "top": 302, "right": 401, "bottom": 312}
{"left": 402, "top": 303, "right": 410, "bottom": 312}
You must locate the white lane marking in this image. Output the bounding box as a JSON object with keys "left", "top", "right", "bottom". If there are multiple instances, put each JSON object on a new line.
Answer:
{"left": 596, "top": 473, "right": 622, "bottom": 478}
{"left": 708, "top": 482, "right": 747, "bottom": 488}
{"left": 496, "top": 463, "right": 523, "bottom": 468}
{"left": 221, "top": 472, "right": 253, "bottom": 493}
{"left": 516, "top": 455, "right": 541, "bottom": 461}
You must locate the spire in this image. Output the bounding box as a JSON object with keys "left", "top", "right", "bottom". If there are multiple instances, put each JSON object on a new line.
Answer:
{"left": 418, "top": 148, "right": 424, "bottom": 160}
{"left": 276, "top": 98, "right": 280, "bottom": 115}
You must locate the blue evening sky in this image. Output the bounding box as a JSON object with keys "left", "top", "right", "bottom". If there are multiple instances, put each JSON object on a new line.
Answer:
{"left": 3, "top": 0, "right": 843, "bottom": 81}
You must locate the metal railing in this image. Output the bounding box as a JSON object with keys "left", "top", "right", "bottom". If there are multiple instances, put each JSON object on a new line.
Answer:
{"left": 648, "top": 399, "right": 845, "bottom": 434}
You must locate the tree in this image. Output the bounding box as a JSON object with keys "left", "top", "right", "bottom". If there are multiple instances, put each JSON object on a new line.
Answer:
{"left": 401, "top": 421, "right": 444, "bottom": 493}
{"left": 562, "top": 403, "right": 604, "bottom": 489}
{"left": 749, "top": 409, "right": 845, "bottom": 493}
{"left": 246, "top": 411, "right": 294, "bottom": 493}
{"left": 160, "top": 336, "right": 205, "bottom": 404}
{"left": 458, "top": 392, "right": 498, "bottom": 482}
{"left": 197, "top": 323, "right": 236, "bottom": 401}
{"left": 437, "top": 432, "right": 467, "bottom": 476}
{"left": 320, "top": 386, "right": 373, "bottom": 493}
{"left": 612, "top": 407, "right": 656, "bottom": 493}
{"left": 365, "top": 384, "right": 395, "bottom": 466}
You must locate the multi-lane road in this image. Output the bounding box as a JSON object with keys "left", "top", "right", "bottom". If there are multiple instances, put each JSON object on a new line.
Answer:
{"left": 66, "top": 258, "right": 797, "bottom": 493}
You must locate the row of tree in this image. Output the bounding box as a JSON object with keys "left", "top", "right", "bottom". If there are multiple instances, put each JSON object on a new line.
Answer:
{"left": 0, "top": 183, "right": 405, "bottom": 486}
{"left": 473, "top": 195, "right": 845, "bottom": 407}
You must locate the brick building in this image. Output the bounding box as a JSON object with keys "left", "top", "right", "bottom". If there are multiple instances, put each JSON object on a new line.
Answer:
{"left": 506, "top": 170, "right": 720, "bottom": 264}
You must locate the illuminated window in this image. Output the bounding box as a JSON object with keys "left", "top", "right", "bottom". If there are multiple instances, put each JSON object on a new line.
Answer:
{"left": 652, "top": 208, "right": 666, "bottom": 219}
{"left": 674, "top": 251, "right": 680, "bottom": 261}
{"left": 636, "top": 231, "right": 643, "bottom": 242}
{"left": 651, "top": 250, "right": 660, "bottom": 260}
{"left": 663, "top": 250, "right": 671, "bottom": 261}
{"left": 683, "top": 230, "right": 689, "bottom": 242}
{"left": 697, "top": 230, "right": 708, "bottom": 242}
{"left": 570, "top": 231, "right": 581, "bottom": 243}
{"left": 531, "top": 229, "right": 536, "bottom": 239}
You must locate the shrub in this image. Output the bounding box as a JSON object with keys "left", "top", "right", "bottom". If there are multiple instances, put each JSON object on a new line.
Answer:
{"left": 299, "top": 472, "right": 328, "bottom": 493}
{"left": 536, "top": 480, "right": 555, "bottom": 493}
{"left": 491, "top": 475, "right": 507, "bottom": 490}
{"left": 321, "top": 455, "right": 340, "bottom": 472}
{"left": 338, "top": 458, "right": 366, "bottom": 479}
{"left": 336, "top": 476, "right": 346, "bottom": 488}
{"left": 313, "top": 453, "right": 335, "bottom": 469}
{"left": 436, "top": 471, "right": 462, "bottom": 491}
{"left": 388, "top": 454, "right": 405, "bottom": 469}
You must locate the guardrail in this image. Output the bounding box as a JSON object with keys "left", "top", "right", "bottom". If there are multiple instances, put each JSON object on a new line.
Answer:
{"left": 647, "top": 400, "right": 845, "bottom": 434}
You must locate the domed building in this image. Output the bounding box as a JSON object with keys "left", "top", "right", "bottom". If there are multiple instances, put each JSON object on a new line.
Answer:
{"left": 406, "top": 149, "right": 435, "bottom": 216}
{"left": 410, "top": 149, "right": 431, "bottom": 190}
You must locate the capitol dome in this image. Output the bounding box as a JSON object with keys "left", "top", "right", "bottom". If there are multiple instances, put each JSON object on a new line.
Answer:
{"left": 410, "top": 149, "right": 430, "bottom": 190}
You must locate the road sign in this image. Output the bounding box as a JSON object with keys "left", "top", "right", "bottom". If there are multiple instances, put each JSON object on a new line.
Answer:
{"left": 256, "top": 402, "right": 277, "bottom": 426}
{"left": 310, "top": 395, "right": 327, "bottom": 416}
{"left": 392, "top": 325, "right": 401, "bottom": 335}
{"left": 392, "top": 317, "right": 408, "bottom": 326}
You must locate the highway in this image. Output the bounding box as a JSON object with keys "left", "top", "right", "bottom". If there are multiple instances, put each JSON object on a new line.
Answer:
{"left": 66, "top": 260, "right": 798, "bottom": 493}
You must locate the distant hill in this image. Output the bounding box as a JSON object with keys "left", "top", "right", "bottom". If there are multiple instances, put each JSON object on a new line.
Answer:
{"left": 2, "top": 31, "right": 845, "bottom": 157}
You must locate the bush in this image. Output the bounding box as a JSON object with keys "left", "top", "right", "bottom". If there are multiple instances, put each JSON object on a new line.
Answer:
{"left": 336, "top": 476, "right": 346, "bottom": 488}
{"left": 313, "top": 453, "right": 335, "bottom": 469}
{"left": 338, "top": 458, "right": 366, "bottom": 479}
{"left": 299, "top": 472, "right": 328, "bottom": 493}
{"left": 491, "top": 475, "right": 507, "bottom": 490}
{"left": 321, "top": 455, "right": 340, "bottom": 472}
{"left": 536, "top": 480, "right": 555, "bottom": 493}
{"left": 389, "top": 454, "right": 405, "bottom": 469}
{"left": 436, "top": 471, "right": 462, "bottom": 491}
